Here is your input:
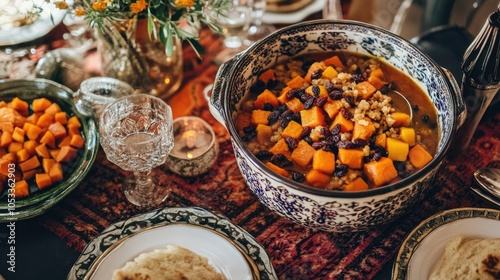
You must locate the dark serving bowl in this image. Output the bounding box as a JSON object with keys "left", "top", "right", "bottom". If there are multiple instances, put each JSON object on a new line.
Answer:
{"left": 0, "top": 78, "right": 99, "bottom": 221}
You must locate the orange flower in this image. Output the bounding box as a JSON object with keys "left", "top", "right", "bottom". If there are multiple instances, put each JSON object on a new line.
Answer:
{"left": 75, "top": 6, "right": 86, "bottom": 16}
{"left": 92, "top": 0, "right": 108, "bottom": 12}
{"left": 130, "top": 0, "right": 148, "bottom": 14}
{"left": 53, "top": 1, "right": 68, "bottom": 9}
{"left": 174, "top": 0, "right": 195, "bottom": 8}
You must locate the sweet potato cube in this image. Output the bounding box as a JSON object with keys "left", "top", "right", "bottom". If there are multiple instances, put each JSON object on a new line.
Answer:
{"left": 16, "top": 149, "right": 31, "bottom": 162}
{"left": 44, "top": 102, "right": 62, "bottom": 115}
{"left": 277, "top": 87, "right": 291, "bottom": 104}
{"left": 48, "top": 122, "right": 67, "bottom": 140}
{"left": 32, "top": 97, "right": 52, "bottom": 112}
{"left": 23, "top": 140, "right": 37, "bottom": 155}
{"left": 285, "top": 98, "right": 304, "bottom": 112}
{"left": 54, "top": 112, "right": 68, "bottom": 124}
{"left": 291, "top": 140, "right": 315, "bottom": 168}
{"left": 356, "top": 81, "right": 377, "bottom": 100}
{"left": 255, "top": 124, "right": 273, "bottom": 145}
{"left": 370, "top": 68, "right": 384, "bottom": 79}
{"left": 330, "top": 111, "right": 354, "bottom": 132}
{"left": 323, "top": 55, "right": 345, "bottom": 69}
{"left": 36, "top": 113, "right": 54, "bottom": 128}
{"left": 364, "top": 157, "right": 398, "bottom": 187}
{"left": 22, "top": 122, "right": 35, "bottom": 132}
{"left": 0, "top": 148, "right": 5, "bottom": 157}
{"left": 352, "top": 118, "right": 376, "bottom": 141}
{"left": 300, "top": 107, "right": 326, "bottom": 128}
{"left": 19, "top": 155, "right": 40, "bottom": 172}
{"left": 254, "top": 89, "right": 279, "bottom": 109}
{"left": 49, "top": 162, "right": 64, "bottom": 182}
{"left": 58, "top": 136, "right": 72, "bottom": 148}
{"left": 338, "top": 148, "right": 365, "bottom": 169}
{"left": 8, "top": 97, "right": 29, "bottom": 114}
{"left": 386, "top": 137, "right": 409, "bottom": 162}
{"left": 49, "top": 149, "right": 60, "bottom": 160}
{"left": 375, "top": 133, "right": 387, "bottom": 148}
{"left": 12, "top": 127, "right": 25, "bottom": 142}
{"left": 35, "top": 173, "right": 53, "bottom": 190}
{"left": 26, "top": 124, "right": 43, "bottom": 140}
{"left": 399, "top": 127, "right": 416, "bottom": 146}
{"left": 305, "top": 62, "right": 326, "bottom": 82}
{"left": 265, "top": 162, "right": 289, "bottom": 177}
{"left": 14, "top": 180, "right": 29, "bottom": 198}
{"left": 409, "top": 144, "right": 433, "bottom": 169}
{"left": 8, "top": 142, "right": 23, "bottom": 153}
{"left": 0, "top": 131, "right": 12, "bottom": 147}
{"left": 235, "top": 113, "right": 252, "bottom": 135}
{"left": 67, "top": 116, "right": 81, "bottom": 127}
{"left": 306, "top": 169, "right": 331, "bottom": 188}
{"left": 269, "top": 138, "right": 291, "bottom": 159}
{"left": 391, "top": 112, "right": 411, "bottom": 127}
{"left": 282, "top": 121, "right": 303, "bottom": 140}
{"left": 344, "top": 177, "right": 369, "bottom": 191}
{"left": 56, "top": 145, "right": 77, "bottom": 162}
{"left": 251, "top": 110, "right": 271, "bottom": 125}
{"left": 0, "top": 158, "right": 11, "bottom": 176}
{"left": 286, "top": 75, "right": 306, "bottom": 89}
{"left": 40, "top": 131, "right": 56, "bottom": 148}
{"left": 0, "top": 122, "right": 14, "bottom": 133}
{"left": 368, "top": 75, "right": 384, "bottom": 90}
{"left": 66, "top": 124, "right": 81, "bottom": 137}
{"left": 322, "top": 66, "right": 338, "bottom": 79}
{"left": 0, "top": 101, "right": 6, "bottom": 108}
{"left": 1, "top": 152, "right": 16, "bottom": 163}
{"left": 258, "top": 69, "right": 275, "bottom": 83}
{"left": 312, "top": 149, "right": 335, "bottom": 174}
{"left": 25, "top": 112, "right": 41, "bottom": 124}
{"left": 22, "top": 169, "right": 38, "bottom": 180}
{"left": 42, "top": 158, "right": 56, "bottom": 174}
{"left": 35, "top": 144, "right": 51, "bottom": 158}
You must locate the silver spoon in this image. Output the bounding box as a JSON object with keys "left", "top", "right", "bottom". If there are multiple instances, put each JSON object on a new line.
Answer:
{"left": 387, "top": 90, "right": 414, "bottom": 121}
{"left": 472, "top": 167, "right": 500, "bottom": 207}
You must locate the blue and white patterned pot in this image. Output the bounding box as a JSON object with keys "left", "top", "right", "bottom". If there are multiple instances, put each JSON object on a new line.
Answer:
{"left": 208, "top": 20, "right": 466, "bottom": 232}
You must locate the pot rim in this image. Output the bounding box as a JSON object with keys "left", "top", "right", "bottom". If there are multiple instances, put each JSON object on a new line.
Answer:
{"left": 224, "top": 19, "right": 458, "bottom": 198}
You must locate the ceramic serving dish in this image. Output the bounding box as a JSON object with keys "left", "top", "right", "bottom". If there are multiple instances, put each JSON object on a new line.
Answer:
{"left": 207, "top": 19, "right": 466, "bottom": 232}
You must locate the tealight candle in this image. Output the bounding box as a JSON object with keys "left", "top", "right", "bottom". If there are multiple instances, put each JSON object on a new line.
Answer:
{"left": 166, "top": 116, "right": 219, "bottom": 177}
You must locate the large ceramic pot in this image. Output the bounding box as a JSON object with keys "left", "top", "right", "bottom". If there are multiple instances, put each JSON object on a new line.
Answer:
{"left": 207, "top": 20, "right": 466, "bottom": 232}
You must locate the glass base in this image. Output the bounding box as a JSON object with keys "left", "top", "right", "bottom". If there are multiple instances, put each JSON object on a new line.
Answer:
{"left": 123, "top": 173, "right": 169, "bottom": 207}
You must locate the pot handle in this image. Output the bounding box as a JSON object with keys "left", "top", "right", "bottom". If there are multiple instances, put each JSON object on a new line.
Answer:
{"left": 441, "top": 67, "right": 466, "bottom": 128}
{"left": 204, "top": 55, "right": 241, "bottom": 130}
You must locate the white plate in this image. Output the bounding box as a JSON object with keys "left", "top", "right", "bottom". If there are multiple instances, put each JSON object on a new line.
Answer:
{"left": 68, "top": 207, "right": 278, "bottom": 280}
{"left": 262, "top": 0, "right": 325, "bottom": 24}
{"left": 0, "top": 0, "right": 65, "bottom": 46}
{"left": 392, "top": 207, "right": 500, "bottom": 280}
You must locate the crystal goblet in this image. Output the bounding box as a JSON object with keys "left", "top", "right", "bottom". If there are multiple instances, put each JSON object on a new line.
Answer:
{"left": 99, "top": 94, "right": 174, "bottom": 207}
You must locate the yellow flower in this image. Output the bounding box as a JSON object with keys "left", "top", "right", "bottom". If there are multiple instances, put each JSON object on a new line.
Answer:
{"left": 174, "top": 0, "right": 195, "bottom": 8}
{"left": 130, "top": 0, "right": 148, "bottom": 14}
{"left": 53, "top": 1, "right": 68, "bottom": 9}
{"left": 92, "top": 0, "right": 108, "bottom": 12}
{"left": 75, "top": 6, "right": 86, "bottom": 16}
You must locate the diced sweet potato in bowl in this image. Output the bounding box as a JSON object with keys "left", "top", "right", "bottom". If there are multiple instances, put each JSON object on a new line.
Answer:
{"left": 206, "top": 20, "right": 465, "bottom": 232}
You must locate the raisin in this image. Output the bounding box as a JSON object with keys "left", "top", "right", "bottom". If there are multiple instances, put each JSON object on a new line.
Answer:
{"left": 267, "top": 79, "right": 279, "bottom": 89}
{"left": 255, "top": 150, "right": 273, "bottom": 161}
{"left": 422, "top": 114, "right": 430, "bottom": 123}
{"left": 320, "top": 127, "right": 331, "bottom": 137}
{"left": 345, "top": 95, "right": 355, "bottom": 107}
{"left": 287, "top": 89, "right": 297, "bottom": 99}
{"left": 268, "top": 110, "right": 280, "bottom": 125}
{"left": 311, "top": 69, "right": 323, "bottom": 80}
{"left": 311, "top": 85, "right": 321, "bottom": 96}
{"left": 411, "top": 104, "right": 419, "bottom": 111}
{"left": 243, "top": 126, "right": 255, "bottom": 134}
{"left": 334, "top": 164, "right": 349, "bottom": 177}
{"left": 279, "top": 110, "right": 294, "bottom": 128}
{"left": 303, "top": 136, "right": 313, "bottom": 145}
{"left": 312, "top": 142, "right": 325, "bottom": 149}
{"left": 250, "top": 80, "right": 265, "bottom": 94}
{"left": 352, "top": 138, "right": 368, "bottom": 147}
{"left": 278, "top": 104, "right": 288, "bottom": 113}
{"left": 315, "top": 96, "right": 327, "bottom": 107}
{"left": 351, "top": 72, "right": 367, "bottom": 83}
{"left": 300, "top": 92, "right": 312, "bottom": 103}
{"left": 325, "top": 82, "right": 335, "bottom": 93}
{"left": 340, "top": 108, "right": 353, "bottom": 119}
{"left": 380, "top": 82, "right": 392, "bottom": 94}
{"left": 285, "top": 137, "right": 298, "bottom": 150}
{"left": 328, "top": 88, "right": 343, "bottom": 100}
{"left": 263, "top": 103, "right": 274, "bottom": 111}
{"left": 300, "top": 126, "right": 312, "bottom": 138}
{"left": 337, "top": 140, "right": 355, "bottom": 149}
{"left": 331, "top": 124, "right": 341, "bottom": 135}
{"left": 289, "top": 170, "right": 305, "bottom": 182}
{"left": 303, "top": 97, "right": 316, "bottom": 109}
{"left": 370, "top": 151, "right": 382, "bottom": 161}
{"left": 271, "top": 153, "right": 293, "bottom": 168}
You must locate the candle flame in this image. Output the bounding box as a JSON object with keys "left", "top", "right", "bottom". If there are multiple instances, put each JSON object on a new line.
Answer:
{"left": 187, "top": 152, "right": 193, "bottom": 159}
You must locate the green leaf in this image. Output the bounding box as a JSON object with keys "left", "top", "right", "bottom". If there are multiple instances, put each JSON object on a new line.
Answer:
{"left": 164, "top": 24, "right": 174, "bottom": 57}
{"left": 147, "top": 13, "right": 157, "bottom": 40}
{"left": 186, "top": 38, "right": 205, "bottom": 58}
